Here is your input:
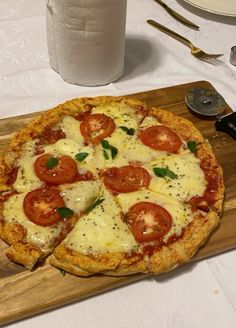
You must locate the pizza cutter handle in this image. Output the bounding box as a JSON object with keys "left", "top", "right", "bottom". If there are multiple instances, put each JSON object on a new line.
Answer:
{"left": 215, "top": 112, "right": 236, "bottom": 140}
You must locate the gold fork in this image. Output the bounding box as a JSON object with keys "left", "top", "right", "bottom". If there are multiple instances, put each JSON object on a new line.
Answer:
{"left": 147, "top": 19, "right": 223, "bottom": 65}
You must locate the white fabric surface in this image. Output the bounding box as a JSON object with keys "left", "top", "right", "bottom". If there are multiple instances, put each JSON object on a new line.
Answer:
{"left": 0, "top": 0, "right": 236, "bottom": 327}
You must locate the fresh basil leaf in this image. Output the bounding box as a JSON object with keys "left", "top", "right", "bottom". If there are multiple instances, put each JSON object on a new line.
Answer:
{"left": 119, "top": 126, "right": 135, "bottom": 136}
{"left": 187, "top": 140, "right": 197, "bottom": 153}
{"left": 85, "top": 197, "right": 104, "bottom": 213}
{"left": 57, "top": 207, "right": 74, "bottom": 218}
{"left": 103, "top": 149, "right": 109, "bottom": 160}
{"left": 101, "top": 139, "right": 110, "bottom": 149}
{"left": 46, "top": 157, "right": 59, "bottom": 169}
{"left": 153, "top": 167, "right": 167, "bottom": 178}
{"left": 165, "top": 166, "right": 178, "bottom": 179}
{"left": 110, "top": 146, "right": 118, "bottom": 159}
{"left": 153, "top": 166, "right": 178, "bottom": 179}
{"left": 75, "top": 152, "right": 89, "bottom": 162}
{"left": 101, "top": 139, "right": 118, "bottom": 159}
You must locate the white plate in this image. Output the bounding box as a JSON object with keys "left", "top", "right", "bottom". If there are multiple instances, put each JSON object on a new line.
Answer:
{"left": 183, "top": 0, "right": 236, "bottom": 17}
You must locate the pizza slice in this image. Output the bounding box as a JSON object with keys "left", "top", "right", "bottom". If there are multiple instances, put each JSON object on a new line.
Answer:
{"left": 116, "top": 188, "right": 219, "bottom": 274}
{"left": 76, "top": 99, "right": 145, "bottom": 173}
{"left": 144, "top": 151, "right": 207, "bottom": 202}
{"left": 50, "top": 186, "right": 147, "bottom": 276}
{"left": 0, "top": 180, "right": 101, "bottom": 270}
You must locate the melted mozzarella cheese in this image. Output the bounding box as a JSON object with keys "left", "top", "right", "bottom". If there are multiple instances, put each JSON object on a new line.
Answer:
{"left": 118, "top": 137, "right": 168, "bottom": 164}
{"left": 80, "top": 148, "right": 105, "bottom": 174}
{"left": 145, "top": 152, "right": 206, "bottom": 202}
{"left": 3, "top": 181, "right": 101, "bottom": 252}
{"left": 116, "top": 189, "right": 192, "bottom": 242}
{"left": 56, "top": 115, "right": 84, "bottom": 145}
{"left": 3, "top": 193, "right": 64, "bottom": 253}
{"left": 105, "top": 127, "right": 133, "bottom": 152}
{"left": 82, "top": 130, "right": 134, "bottom": 171}
{"left": 84, "top": 102, "right": 141, "bottom": 170}
{"left": 91, "top": 102, "right": 140, "bottom": 129}
{"left": 65, "top": 187, "right": 138, "bottom": 254}
{"left": 43, "top": 138, "right": 94, "bottom": 160}
{"left": 91, "top": 116, "right": 167, "bottom": 168}
{"left": 103, "top": 115, "right": 167, "bottom": 166}
{"left": 13, "top": 141, "right": 42, "bottom": 193}
{"left": 60, "top": 180, "right": 101, "bottom": 214}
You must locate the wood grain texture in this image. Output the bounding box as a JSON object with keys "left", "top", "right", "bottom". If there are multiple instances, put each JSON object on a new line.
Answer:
{"left": 0, "top": 80, "right": 235, "bottom": 326}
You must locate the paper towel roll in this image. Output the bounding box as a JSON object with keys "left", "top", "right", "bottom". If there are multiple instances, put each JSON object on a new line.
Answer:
{"left": 46, "top": 0, "right": 127, "bottom": 86}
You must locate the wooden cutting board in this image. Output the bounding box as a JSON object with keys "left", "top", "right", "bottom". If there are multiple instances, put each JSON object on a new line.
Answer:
{"left": 0, "top": 80, "right": 236, "bottom": 326}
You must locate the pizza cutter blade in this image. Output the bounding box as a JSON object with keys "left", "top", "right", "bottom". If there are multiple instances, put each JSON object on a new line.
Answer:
{"left": 185, "top": 88, "right": 226, "bottom": 117}
{"left": 185, "top": 88, "right": 236, "bottom": 139}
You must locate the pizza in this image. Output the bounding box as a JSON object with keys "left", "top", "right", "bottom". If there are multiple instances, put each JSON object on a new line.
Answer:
{"left": 0, "top": 96, "right": 224, "bottom": 276}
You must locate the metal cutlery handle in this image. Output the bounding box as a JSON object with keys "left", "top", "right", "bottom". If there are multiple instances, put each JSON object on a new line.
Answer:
{"left": 155, "top": 0, "right": 168, "bottom": 9}
{"left": 147, "top": 19, "right": 194, "bottom": 49}
{"left": 153, "top": 0, "right": 199, "bottom": 30}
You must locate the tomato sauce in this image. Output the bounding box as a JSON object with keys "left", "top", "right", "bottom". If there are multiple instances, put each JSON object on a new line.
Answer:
{"left": 0, "top": 190, "right": 17, "bottom": 202}
{"left": 75, "top": 169, "right": 94, "bottom": 182}
{"left": 5, "top": 167, "right": 18, "bottom": 185}
{"left": 36, "top": 128, "right": 66, "bottom": 146}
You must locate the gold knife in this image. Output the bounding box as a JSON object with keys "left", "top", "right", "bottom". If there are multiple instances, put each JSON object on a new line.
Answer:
{"left": 154, "top": 0, "right": 199, "bottom": 30}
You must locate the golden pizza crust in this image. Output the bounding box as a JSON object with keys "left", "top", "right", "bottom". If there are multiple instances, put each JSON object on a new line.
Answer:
{"left": 49, "top": 211, "right": 219, "bottom": 276}
{"left": 150, "top": 210, "right": 219, "bottom": 273}
{"left": 195, "top": 142, "right": 224, "bottom": 214}
{"left": 0, "top": 221, "right": 26, "bottom": 245}
{"left": 50, "top": 244, "right": 147, "bottom": 277}
{"left": 6, "top": 242, "right": 43, "bottom": 270}
{"left": 0, "top": 95, "right": 224, "bottom": 275}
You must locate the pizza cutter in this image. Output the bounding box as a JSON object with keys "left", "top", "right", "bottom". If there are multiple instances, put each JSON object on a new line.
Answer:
{"left": 185, "top": 88, "right": 236, "bottom": 139}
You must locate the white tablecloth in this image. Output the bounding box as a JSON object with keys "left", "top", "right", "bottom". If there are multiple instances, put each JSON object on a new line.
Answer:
{"left": 1, "top": 0, "right": 236, "bottom": 327}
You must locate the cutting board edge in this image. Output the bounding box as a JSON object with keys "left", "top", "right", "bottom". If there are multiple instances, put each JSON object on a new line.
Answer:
{"left": 0, "top": 80, "right": 214, "bottom": 122}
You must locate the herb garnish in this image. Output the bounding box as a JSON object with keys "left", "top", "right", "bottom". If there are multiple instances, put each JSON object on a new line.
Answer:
{"left": 101, "top": 140, "right": 118, "bottom": 160}
{"left": 75, "top": 152, "right": 89, "bottom": 162}
{"left": 57, "top": 207, "right": 74, "bottom": 218}
{"left": 46, "top": 157, "right": 59, "bottom": 169}
{"left": 103, "top": 149, "right": 109, "bottom": 160}
{"left": 187, "top": 140, "right": 197, "bottom": 153}
{"left": 153, "top": 166, "right": 178, "bottom": 179}
{"left": 101, "top": 140, "right": 110, "bottom": 149}
{"left": 110, "top": 146, "right": 118, "bottom": 159}
{"left": 85, "top": 197, "right": 104, "bottom": 213}
{"left": 119, "top": 126, "right": 135, "bottom": 136}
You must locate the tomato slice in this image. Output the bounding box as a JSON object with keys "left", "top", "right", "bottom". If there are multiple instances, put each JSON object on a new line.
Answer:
{"left": 139, "top": 125, "right": 182, "bottom": 153}
{"left": 126, "top": 202, "right": 172, "bottom": 242}
{"left": 80, "top": 114, "right": 116, "bottom": 145}
{"left": 23, "top": 188, "right": 65, "bottom": 226}
{"left": 34, "top": 154, "right": 78, "bottom": 185}
{"left": 103, "top": 166, "right": 151, "bottom": 193}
